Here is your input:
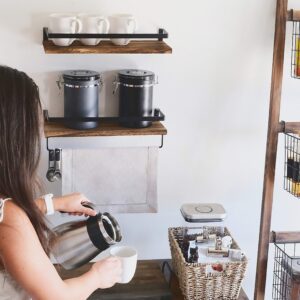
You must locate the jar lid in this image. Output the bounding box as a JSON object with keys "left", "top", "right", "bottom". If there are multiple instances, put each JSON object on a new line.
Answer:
{"left": 63, "top": 70, "right": 101, "bottom": 81}
{"left": 118, "top": 69, "right": 155, "bottom": 80}
{"left": 180, "top": 203, "right": 227, "bottom": 223}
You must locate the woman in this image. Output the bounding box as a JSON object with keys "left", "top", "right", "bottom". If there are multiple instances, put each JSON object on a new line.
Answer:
{"left": 0, "top": 65, "right": 122, "bottom": 299}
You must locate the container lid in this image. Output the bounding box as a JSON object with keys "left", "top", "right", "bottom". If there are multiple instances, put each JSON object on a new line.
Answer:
{"left": 118, "top": 69, "right": 155, "bottom": 80}
{"left": 63, "top": 70, "right": 100, "bottom": 81}
{"left": 180, "top": 203, "right": 227, "bottom": 223}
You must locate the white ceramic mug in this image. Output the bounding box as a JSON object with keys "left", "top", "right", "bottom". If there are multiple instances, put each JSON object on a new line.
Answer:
{"left": 109, "top": 14, "right": 138, "bottom": 46}
{"left": 110, "top": 246, "right": 137, "bottom": 284}
{"left": 49, "top": 13, "right": 82, "bottom": 46}
{"left": 78, "top": 14, "right": 110, "bottom": 46}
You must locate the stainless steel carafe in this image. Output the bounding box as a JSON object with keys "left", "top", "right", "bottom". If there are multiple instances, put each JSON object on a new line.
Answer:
{"left": 52, "top": 203, "right": 122, "bottom": 270}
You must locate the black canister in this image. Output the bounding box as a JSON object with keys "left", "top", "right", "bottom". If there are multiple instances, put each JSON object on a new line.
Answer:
{"left": 115, "top": 69, "right": 157, "bottom": 128}
{"left": 60, "top": 70, "right": 101, "bottom": 130}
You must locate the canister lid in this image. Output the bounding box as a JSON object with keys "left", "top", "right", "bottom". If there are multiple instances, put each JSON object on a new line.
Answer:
{"left": 63, "top": 70, "right": 100, "bottom": 81}
{"left": 180, "top": 203, "right": 227, "bottom": 223}
{"left": 118, "top": 69, "right": 155, "bottom": 81}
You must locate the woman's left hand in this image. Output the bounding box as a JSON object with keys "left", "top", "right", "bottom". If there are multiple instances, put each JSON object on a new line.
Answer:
{"left": 53, "top": 193, "right": 97, "bottom": 217}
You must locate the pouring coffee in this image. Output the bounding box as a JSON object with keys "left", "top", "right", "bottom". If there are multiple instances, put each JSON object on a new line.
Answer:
{"left": 52, "top": 202, "right": 122, "bottom": 270}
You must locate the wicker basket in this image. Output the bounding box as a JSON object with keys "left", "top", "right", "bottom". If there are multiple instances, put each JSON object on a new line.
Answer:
{"left": 168, "top": 227, "right": 248, "bottom": 300}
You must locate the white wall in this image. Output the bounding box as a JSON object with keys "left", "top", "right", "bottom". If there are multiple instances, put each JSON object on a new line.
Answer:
{"left": 2, "top": 0, "right": 300, "bottom": 298}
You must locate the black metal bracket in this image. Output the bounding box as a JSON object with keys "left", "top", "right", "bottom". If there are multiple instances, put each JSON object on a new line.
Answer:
{"left": 46, "top": 134, "right": 164, "bottom": 151}
{"left": 43, "top": 109, "right": 165, "bottom": 123}
{"left": 161, "top": 260, "right": 174, "bottom": 287}
{"left": 46, "top": 136, "right": 51, "bottom": 151}
{"left": 280, "top": 120, "right": 286, "bottom": 133}
{"left": 43, "top": 27, "right": 169, "bottom": 42}
{"left": 159, "top": 135, "right": 164, "bottom": 149}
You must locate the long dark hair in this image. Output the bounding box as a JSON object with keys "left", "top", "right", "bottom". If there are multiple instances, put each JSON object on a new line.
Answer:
{"left": 0, "top": 65, "right": 51, "bottom": 254}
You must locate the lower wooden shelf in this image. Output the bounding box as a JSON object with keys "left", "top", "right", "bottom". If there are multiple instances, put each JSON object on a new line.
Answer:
{"left": 44, "top": 121, "right": 167, "bottom": 138}
{"left": 55, "top": 260, "right": 248, "bottom": 300}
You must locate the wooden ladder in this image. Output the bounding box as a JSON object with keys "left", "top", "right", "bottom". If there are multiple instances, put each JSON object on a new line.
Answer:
{"left": 255, "top": 1, "right": 300, "bottom": 299}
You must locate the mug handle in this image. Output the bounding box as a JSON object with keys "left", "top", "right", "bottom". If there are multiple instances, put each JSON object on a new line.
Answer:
{"left": 96, "top": 18, "right": 110, "bottom": 44}
{"left": 125, "top": 18, "right": 137, "bottom": 44}
{"left": 127, "top": 18, "right": 137, "bottom": 32}
{"left": 70, "top": 18, "right": 83, "bottom": 44}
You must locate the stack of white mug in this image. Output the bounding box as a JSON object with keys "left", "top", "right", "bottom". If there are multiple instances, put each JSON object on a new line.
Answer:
{"left": 49, "top": 13, "right": 138, "bottom": 47}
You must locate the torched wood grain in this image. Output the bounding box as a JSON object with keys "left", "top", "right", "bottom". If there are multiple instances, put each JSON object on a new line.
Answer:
{"left": 270, "top": 231, "right": 300, "bottom": 243}
{"left": 254, "top": 0, "right": 288, "bottom": 299}
{"left": 56, "top": 261, "right": 172, "bottom": 299}
{"left": 283, "top": 122, "right": 300, "bottom": 135}
{"left": 287, "top": 9, "right": 300, "bottom": 21}
{"left": 43, "top": 40, "right": 172, "bottom": 54}
{"left": 44, "top": 121, "right": 167, "bottom": 138}
{"left": 55, "top": 260, "right": 248, "bottom": 300}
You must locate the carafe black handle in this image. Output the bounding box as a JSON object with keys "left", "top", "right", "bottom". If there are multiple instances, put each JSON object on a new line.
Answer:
{"left": 59, "top": 201, "right": 99, "bottom": 216}
{"left": 82, "top": 202, "right": 122, "bottom": 247}
{"left": 81, "top": 201, "right": 100, "bottom": 217}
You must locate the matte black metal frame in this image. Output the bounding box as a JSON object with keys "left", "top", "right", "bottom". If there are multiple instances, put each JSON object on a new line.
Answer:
{"left": 46, "top": 135, "right": 164, "bottom": 152}
{"left": 43, "top": 27, "right": 169, "bottom": 42}
{"left": 43, "top": 109, "right": 165, "bottom": 123}
{"left": 283, "top": 133, "right": 300, "bottom": 198}
{"left": 272, "top": 242, "right": 300, "bottom": 299}
{"left": 291, "top": 21, "right": 300, "bottom": 78}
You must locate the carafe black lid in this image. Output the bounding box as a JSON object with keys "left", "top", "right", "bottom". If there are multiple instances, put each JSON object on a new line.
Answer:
{"left": 118, "top": 69, "right": 155, "bottom": 80}
{"left": 63, "top": 70, "right": 100, "bottom": 81}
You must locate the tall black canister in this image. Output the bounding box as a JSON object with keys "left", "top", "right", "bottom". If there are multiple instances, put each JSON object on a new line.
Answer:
{"left": 60, "top": 70, "right": 101, "bottom": 130}
{"left": 115, "top": 69, "right": 157, "bottom": 128}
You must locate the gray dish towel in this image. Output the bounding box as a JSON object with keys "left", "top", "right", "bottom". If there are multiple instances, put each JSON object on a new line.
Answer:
{"left": 62, "top": 147, "right": 158, "bottom": 213}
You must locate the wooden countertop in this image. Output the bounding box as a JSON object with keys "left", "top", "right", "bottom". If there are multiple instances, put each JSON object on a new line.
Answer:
{"left": 55, "top": 260, "right": 248, "bottom": 299}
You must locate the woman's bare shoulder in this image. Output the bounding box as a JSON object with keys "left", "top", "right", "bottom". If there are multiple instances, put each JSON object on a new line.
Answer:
{"left": 0, "top": 201, "right": 34, "bottom": 253}
{"left": 0, "top": 200, "right": 39, "bottom": 264}
{"left": 0, "top": 200, "right": 30, "bottom": 227}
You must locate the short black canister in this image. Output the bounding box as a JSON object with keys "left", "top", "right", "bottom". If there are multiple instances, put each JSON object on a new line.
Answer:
{"left": 115, "top": 69, "right": 157, "bottom": 128}
{"left": 60, "top": 70, "right": 102, "bottom": 130}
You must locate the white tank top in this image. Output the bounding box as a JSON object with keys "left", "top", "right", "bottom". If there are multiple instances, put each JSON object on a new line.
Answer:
{"left": 0, "top": 198, "right": 31, "bottom": 300}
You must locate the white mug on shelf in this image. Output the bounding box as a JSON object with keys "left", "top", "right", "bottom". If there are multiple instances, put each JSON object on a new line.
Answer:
{"left": 78, "top": 14, "right": 110, "bottom": 46}
{"left": 109, "top": 14, "right": 138, "bottom": 46}
{"left": 110, "top": 246, "right": 137, "bottom": 284}
{"left": 49, "top": 13, "right": 82, "bottom": 46}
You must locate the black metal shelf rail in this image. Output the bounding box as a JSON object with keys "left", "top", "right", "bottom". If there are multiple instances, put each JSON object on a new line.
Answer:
{"left": 43, "top": 109, "right": 165, "bottom": 123}
{"left": 43, "top": 27, "right": 169, "bottom": 42}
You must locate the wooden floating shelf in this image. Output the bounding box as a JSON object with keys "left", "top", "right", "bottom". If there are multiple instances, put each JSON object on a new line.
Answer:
{"left": 43, "top": 40, "right": 172, "bottom": 54}
{"left": 44, "top": 121, "right": 167, "bottom": 138}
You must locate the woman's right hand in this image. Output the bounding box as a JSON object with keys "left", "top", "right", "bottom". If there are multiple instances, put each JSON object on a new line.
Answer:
{"left": 91, "top": 257, "right": 122, "bottom": 289}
